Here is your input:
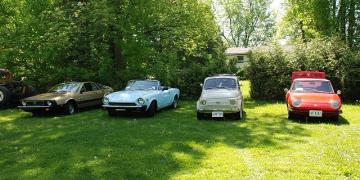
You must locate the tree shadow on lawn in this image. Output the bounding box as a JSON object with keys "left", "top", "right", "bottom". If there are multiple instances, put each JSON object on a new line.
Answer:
{"left": 0, "top": 101, "right": 309, "bottom": 179}
{"left": 289, "top": 116, "right": 349, "bottom": 125}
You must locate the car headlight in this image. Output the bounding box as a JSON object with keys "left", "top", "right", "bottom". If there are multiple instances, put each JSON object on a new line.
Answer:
{"left": 46, "top": 101, "right": 53, "bottom": 106}
{"left": 103, "top": 97, "right": 109, "bottom": 105}
{"left": 292, "top": 99, "right": 301, "bottom": 107}
{"left": 200, "top": 99, "right": 207, "bottom": 105}
{"left": 229, "top": 99, "right": 236, "bottom": 105}
{"left": 330, "top": 100, "right": 340, "bottom": 109}
{"left": 21, "top": 101, "right": 27, "bottom": 106}
{"left": 137, "top": 98, "right": 145, "bottom": 105}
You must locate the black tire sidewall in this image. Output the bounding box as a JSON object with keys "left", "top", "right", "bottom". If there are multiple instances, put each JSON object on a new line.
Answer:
{"left": 0, "top": 86, "right": 11, "bottom": 105}
{"left": 146, "top": 102, "right": 156, "bottom": 117}
{"left": 172, "top": 96, "right": 178, "bottom": 108}
{"left": 65, "top": 102, "right": 77, "bottom": 115}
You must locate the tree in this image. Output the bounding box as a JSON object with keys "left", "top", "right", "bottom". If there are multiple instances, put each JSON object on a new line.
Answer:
{"left": 219, "top": 0, "right": 275, "bottom": 47}
{"left": 281, "top": 0, "right": 360, "bottom": 49}
{"left": 0, "top": 0, "right": 231, "bottom": 97}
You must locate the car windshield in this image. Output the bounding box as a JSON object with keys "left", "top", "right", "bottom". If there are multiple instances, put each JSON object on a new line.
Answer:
{"left": 204, "top": 78, "right": 237, "bottom": 90}
{"left": 291, "top": 80, "right": 334, "bottom": 93}
{"left": 48, "top": 82, "right": 81, "bottom": 93}
{"left": 126, "top": 80, "right": 158, "bottom": 90}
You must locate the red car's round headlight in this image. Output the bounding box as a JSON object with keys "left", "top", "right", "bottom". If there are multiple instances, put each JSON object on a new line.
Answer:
{"left": 292, "top": 99, "right": 301, "bottom": 107}
{"left": 330, "top": 100, "right": 340, "bottom": 109}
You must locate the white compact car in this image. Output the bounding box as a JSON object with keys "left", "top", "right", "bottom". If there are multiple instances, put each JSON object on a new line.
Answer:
{"left": 197, "top": 74, "right": 244, "bottom": 120}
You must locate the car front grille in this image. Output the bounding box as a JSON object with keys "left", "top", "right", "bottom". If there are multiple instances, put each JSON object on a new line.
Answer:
{"left": 109, "top": 102, "right": 137, "bottom": 106}
{"left": 26, "top": 101, "right": 46, "bottom": 106}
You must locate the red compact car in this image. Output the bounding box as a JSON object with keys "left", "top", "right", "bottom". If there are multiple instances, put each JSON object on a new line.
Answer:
{"left": 285, "top": 71, "right": 342, "bottom": 120}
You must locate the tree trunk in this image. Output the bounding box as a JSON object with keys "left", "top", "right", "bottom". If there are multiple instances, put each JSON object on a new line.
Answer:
{"left": 299, "top": 20, "right": 306, "bottom": 43}
{"left": 347, "top": 0, "right": 355, "bottom": 48}
{"left": 338, "top": 0, "right": 347, "bottom": 41}
{"left": 110, "top": 40, "right": 125, "bottom": 70}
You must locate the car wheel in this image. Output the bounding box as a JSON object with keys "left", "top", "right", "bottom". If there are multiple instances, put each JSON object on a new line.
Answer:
{"left": 237, "top": 110, "right": 244, "bottom": 120}
{"left": 288, "top": 110, "right": 294, "bottom": 119}
{"left": 172, "top": 96, "right": 178, "bottom": 109}
{"left": 146, "top": 101, "right": 156, "bottom": 117}
{"left": 65, "top": 101, "right": 77, "bottom": 115}
{"left": 108, "top": 110, "right": 117, "bottom": 116}
{"left": 331, "top": 115, "right": 339, "bottom": 121}
{"left": 32, "top": 111, "right": 43, "bottom": 116}
{"left": 0, "top": 86, "right": 11, "bottom": 106}
{"left": 197, "top": 111, "right": 204, "bottom": 120}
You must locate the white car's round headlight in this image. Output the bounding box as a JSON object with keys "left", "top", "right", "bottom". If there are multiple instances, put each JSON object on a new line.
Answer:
{"left": 138, "top": 98, "right": 145, "bottom": 105}
{"left": 21, "top": 101, "right": 27, "bottom": 106}
{"left": 46, "top": 101, "right": 53, "bottom": 106}
{"left": 200, "top": 99, "right": 207, "bottom": 105}
{"left": 330, "top": 100, "right": 340, "bottom": 109}
{"left": 292, "top": 99, "right": 301, "bottom": 107}
{"left": 103, "top": 97, "right": 109, "bottom": 105}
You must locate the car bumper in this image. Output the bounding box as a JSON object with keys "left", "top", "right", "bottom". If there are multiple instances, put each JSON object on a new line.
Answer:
{"left": 197, "top": 104, "right": 241, "bottom": 113}
{"left": 18, "top": 105, "right": 62, "bottom": 112}
{"left": 289, "top": 108, "right": 342, "bottom": 117}
{"left": 102, "top": 105, "right": 147, "bottom": 112}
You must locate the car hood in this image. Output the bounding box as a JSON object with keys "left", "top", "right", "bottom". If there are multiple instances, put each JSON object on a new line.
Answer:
{"left": 24, "top": 92, "right": 69, "bottom": 101}
{"left": 201, "top": 89, "right": 240, "bottom": 99}
{"left": 107, "top": 90, "right": 156, "bottom": 102}
{"left": 291, "top": 92, "right": 340, "bottom": 103}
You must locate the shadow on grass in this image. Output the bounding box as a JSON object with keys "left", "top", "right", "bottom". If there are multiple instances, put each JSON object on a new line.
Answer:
{"left": 289, "top": 116, "right": 350, "bottom": 125}
{"left": 0, "top": 101, "right": 309, "bottom": 179}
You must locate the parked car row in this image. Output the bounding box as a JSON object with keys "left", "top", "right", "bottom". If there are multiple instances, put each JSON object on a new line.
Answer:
{"left": 0, "top": 69, "right": 342, "bottom": 121}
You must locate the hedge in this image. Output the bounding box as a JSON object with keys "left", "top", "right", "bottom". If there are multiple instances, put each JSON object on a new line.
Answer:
{"left": 247, "top": 38, "right": 360, "bottom": 101}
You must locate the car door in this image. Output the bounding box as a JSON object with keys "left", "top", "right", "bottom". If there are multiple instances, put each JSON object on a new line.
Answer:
{"left": 158, "top": 86, "right": 171, "bottom": 108}
{"left": 77, "top": 83, "right": 96, "bottom": 107}
{"left": 91, "top": 82, "right": 104, "bottom": 105}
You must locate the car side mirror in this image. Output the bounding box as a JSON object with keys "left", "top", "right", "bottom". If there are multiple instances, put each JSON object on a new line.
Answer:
{"left": 337, "top": 90, "right": 342, "bottom": 95}
{"left": 80, "top": 89, "right": 85, "bottom": 94}
{"left": 284, "top": 88, "right": 289, "bottom": 93}
{"left": 162, "top": 86, "right": 169, "bottom": 91}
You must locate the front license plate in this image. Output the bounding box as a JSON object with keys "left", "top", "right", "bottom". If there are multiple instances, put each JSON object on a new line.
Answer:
{"left": 212, "top": 111, "right": 224, "bottom": 118}
{"left": 309, "top": 110, "right": 322, "bottom": 117}
{"left": 115, "top": 109, "right": 126, "bottom": 112}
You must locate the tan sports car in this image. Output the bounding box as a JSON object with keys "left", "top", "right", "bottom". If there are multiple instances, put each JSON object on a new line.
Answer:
{"left": 18, "top": 82, "right": 113, "bottom": 115}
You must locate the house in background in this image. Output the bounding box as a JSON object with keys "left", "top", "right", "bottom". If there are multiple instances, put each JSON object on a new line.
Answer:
{"left": 225, "top": 47, "right": 251, "bottom": 68}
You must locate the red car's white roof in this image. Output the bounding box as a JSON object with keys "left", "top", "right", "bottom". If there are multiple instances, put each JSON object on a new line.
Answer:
{"left": 294, "top": 78, "right": 330, "bottom": 81}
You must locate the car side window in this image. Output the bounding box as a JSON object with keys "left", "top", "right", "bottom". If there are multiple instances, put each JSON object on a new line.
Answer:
{"left": 91, "top": 83, "right": 99, "bottom": 91}
{"left": 83, "top": 83, "right": 93, "bottom": 92}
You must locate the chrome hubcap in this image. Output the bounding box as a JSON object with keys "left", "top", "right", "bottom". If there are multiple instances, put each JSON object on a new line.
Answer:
{"left": 69, "top": 104, "right": 75, "bottom": 114}
{"left": 174, "top": 100, "right": 177, "bottom": 108}
{"left": 0, "top": 91, "right": 4, "bottom": 102}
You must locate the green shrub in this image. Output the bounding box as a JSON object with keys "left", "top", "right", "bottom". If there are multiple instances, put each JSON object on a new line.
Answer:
{"left": 248, "top": 38, "right": 360, "bottom": 101}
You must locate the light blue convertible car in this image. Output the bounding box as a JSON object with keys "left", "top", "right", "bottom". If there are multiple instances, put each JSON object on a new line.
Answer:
{"left": 103, "top": 80, "right": 180, "bottom": 116}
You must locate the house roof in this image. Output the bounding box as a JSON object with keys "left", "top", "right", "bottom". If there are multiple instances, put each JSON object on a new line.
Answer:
{"left": 225, "top": 47, "right": 252, "bottom": 55}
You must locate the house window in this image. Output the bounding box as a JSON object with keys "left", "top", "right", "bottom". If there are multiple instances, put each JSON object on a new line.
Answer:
{"left": 237, "top": 55, "right": 244, "bottom": 63}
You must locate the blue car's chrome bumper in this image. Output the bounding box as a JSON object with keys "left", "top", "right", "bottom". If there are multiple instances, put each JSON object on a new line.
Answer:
{"left": 102, "top": 105, "right": 147, "bottom": 112}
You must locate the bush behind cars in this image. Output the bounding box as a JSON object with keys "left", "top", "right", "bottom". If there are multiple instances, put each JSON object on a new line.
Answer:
{"left": 247, "top": 37, "right": 360, "bottom": 101}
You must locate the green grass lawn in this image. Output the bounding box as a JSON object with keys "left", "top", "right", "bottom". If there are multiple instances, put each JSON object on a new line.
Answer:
{"left": 1, "top": 81, "right": 359, "bottom": 179}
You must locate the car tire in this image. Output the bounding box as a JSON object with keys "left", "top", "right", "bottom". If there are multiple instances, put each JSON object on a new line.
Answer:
{"left": 32, "top": 111, "right": 43, "bottom": 116}
{"left": 331, "top": 115, "right": 339, "bottom": 121}
{"left": 172, "top": 96, "right": 178, "bottom": 109}
{"left": 288, "top": 110, "right": 294, "bottom": 119}
{"left": 235, "top": 110, "right": 243, "bottom": 120}
{"left": 197, "top": 111, "right": 204, "bottom": 120}
{"left": 65, "top": 101, "right": 77, "bottom": 115}
{"left": 0, "top": 86, "right": 11, "bottom": 106}
{"left": 108, "top": 110, "right": 117, "bottom": 116}
{"left": 146, "top": 101, "right": 156, "bottom": 117}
